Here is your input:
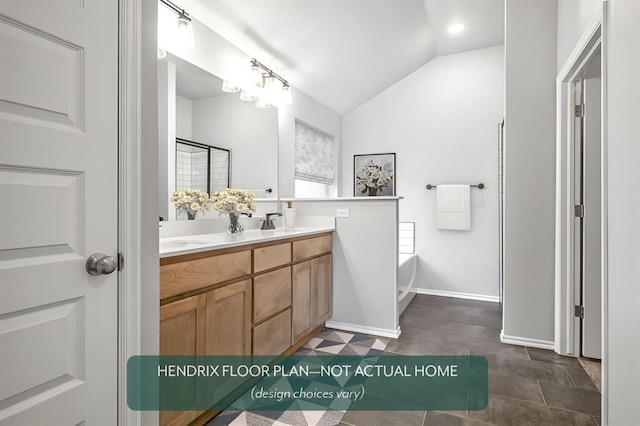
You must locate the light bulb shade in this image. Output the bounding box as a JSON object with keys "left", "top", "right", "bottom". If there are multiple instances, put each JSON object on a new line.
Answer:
{"left": 222, "top": 80, "right": 240, "bottom": 93}
{"left": 254, "top": 96, "right": 270, "bottom": 109}
{"left": 281, "top": 84, "right": 293, "bottom": 106}
{"left": 447, "top": 21, "right": 467, "bottom": 34}
{"left": 250, "top": 65, "right": 264, "bottom": 88}
{"left": 176, "top": 13, "right": 195, "bottom": 50}
{"left": 240, "top": 88, "right": 255, "bottom": 102}
{"left": 264, "top": 76, "right": 282, "bottom": 105}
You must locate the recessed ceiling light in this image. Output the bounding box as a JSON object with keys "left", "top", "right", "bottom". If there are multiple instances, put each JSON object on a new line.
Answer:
{"left": 447, "top": 21, "right": 467, "bottom": 34}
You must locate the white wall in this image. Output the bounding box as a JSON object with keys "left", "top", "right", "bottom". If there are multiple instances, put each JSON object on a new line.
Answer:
{"left": 289, "top": 198, "right": 399, "bottom": 337}
{"left": 557, "top": 0, "right": 602, "bottom": 71}
{"left": 191, "top": 94, "right": 279, "bottom": 197}
{"left": 342, "top": 46, "right": 504, "bottom": 300}
{"left": 140, "top": 0, "right": 159, "bottom": 424}
{"left": 176, "top": 95, "right": 192, "bottom": 140}
{"left": 604, "top": 0, "right": 640, "bottom": 422}
{"left": 503, "top": 0, "right": 557, "bottom": 346}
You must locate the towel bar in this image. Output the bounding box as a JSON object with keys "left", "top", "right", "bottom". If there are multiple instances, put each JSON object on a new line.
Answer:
{"left": 426, "top": 183, "right": 485, "bottom": 190}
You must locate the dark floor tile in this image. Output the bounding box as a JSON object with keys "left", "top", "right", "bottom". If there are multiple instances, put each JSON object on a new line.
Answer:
{"left": 447, "top": 298, "right": 501, "bottom": 311}
{"left": 445, "top": 335, "right": 529, "bottom": 361}
{"left": 469, "top": 394, "right": 596, "bottom": 426}
{"left": 446, "top": 304, "right": 503, "bottom": 319}
{"left": 385, "top": 336, "right": 469, "bottom": 356}
{"left": 539, "top": 381, "right": 601, "bottom": 416}
{"left": 402, "top": 304, "right": 450, "bottom": 319}
{"left": 567, "top": 366, "right": 600, "bottom": 392}
{"left": 488, "top": 372, "right": 545, "bottom": 404}
{"left": 548, "top": 407, "right": 600, "bottom": 425}
{"left": 468, "top": 325, "right": 501, "bottom": 342}
{"left": 449, "top": 312, "right": 502, "bottom": 328}
{"left": 481, "top": 353, "right": 574, "bottom": 386}
{"left": 424, "top": 411, "right": 485, "bottom": 425}
{"left": 340, "top": 410, "right": 425, "bottom": 426}
{"left": 399, "top": 326, "right": 448, "bottom": 346}
{"left": 526, "top": 347, "right": 582, "bottom": 368}
{"left": 410, "top": 295, "right": 453, "bottom": 307}
{"left": 401, "top": 315, "right": 471, "bottom": 336}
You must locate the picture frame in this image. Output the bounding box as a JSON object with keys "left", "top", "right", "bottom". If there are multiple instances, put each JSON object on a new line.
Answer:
{"left": 353, "top": 153, "right": 396, "bottom": 196}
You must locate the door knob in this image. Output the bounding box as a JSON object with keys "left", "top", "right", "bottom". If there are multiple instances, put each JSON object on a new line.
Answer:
{"left": 86, "top": 253, "right": 117, "bottom": 276}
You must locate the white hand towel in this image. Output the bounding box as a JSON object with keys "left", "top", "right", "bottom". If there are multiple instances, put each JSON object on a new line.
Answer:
{"left": 436, "top": 185, "right": 471, "bottom": 231}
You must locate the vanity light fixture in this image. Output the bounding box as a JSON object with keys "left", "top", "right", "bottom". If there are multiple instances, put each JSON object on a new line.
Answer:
{"left": 447, "top": 21, "right": 467, "bottom": 34}
{"left": 159, "top": 0, "right": 195, "bottom": 50}
{"left": 222, "top": 80, "right": 240, "bottom": 93}
{"left": 227, "top": 58, "right": 293, "bottom": 108}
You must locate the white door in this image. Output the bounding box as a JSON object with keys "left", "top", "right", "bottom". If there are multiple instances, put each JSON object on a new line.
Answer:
{"left": 582, "top": 75, "right": 602, "bottom": 359}
{"left": 0, "top": 0, "right": 118, "bottom": 424}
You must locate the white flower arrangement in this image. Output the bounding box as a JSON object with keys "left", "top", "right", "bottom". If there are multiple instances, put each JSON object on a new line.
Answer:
{"left": 356, "top": 160, "right": 394, "bottom": 195}
{"left": 171, "top": 189, "right": 211, "bottom": 218}
{"left": 210, "top": 188, "right": 257, "bottom": 215}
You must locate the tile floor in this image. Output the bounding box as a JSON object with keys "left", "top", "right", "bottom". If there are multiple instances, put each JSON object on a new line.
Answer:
{"left": 210, "top": 295, "right": 601, "bottom": 426}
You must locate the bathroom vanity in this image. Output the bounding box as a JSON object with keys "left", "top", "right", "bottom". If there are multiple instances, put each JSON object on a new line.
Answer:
{"left": 159, "top": 228, "right": 333, "bottom": 425}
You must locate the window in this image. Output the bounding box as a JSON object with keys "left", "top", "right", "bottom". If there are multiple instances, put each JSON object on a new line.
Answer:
{"left": 294, "top": 121, "right": 335, "bottom": 197}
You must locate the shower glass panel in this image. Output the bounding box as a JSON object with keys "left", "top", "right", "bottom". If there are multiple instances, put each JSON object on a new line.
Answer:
{"left": 175, "top": 138, "right": 230, "bottom": 193}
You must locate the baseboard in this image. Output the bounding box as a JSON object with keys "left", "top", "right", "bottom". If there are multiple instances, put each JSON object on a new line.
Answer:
{"left": 325, "top": 320, "right": 401, "bottom": 339}
{"left": 500, "top": 331, "right": 555, "bottom": 350}
{"left": 414, "top": 288, "right": 500, "bottom": 303}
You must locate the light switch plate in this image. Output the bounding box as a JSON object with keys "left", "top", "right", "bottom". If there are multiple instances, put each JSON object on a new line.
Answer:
{"left": 336, "top": 208, "right": 350, "bottom": 218}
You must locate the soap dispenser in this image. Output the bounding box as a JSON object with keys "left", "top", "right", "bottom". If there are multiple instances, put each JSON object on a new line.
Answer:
{"left": 283, "top": 201, "right": 296, "bottom": 230}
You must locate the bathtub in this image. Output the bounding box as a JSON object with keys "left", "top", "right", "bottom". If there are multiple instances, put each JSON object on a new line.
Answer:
{"left": 398, "top": 253, "right": 417, "bottom": 315}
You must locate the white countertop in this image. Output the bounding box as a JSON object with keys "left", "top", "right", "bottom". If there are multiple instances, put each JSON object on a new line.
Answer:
{"left": 159, "top": 226, "right": 335, "bottom": 258}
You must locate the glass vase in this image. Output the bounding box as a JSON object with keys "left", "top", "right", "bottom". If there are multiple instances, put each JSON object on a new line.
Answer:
{"left": 187, "top": 211, "right": 197, "bottom": 220}
{"left": 227, "top": 212, "right": 244, "bottom": 234}
{"left": 367, "top": 187, "right": 378, "bottom": 196}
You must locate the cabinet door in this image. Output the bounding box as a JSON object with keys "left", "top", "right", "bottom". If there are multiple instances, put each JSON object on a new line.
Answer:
{"left": 206, "top": 279, "right": 252, "bottom": 355}
{"left": 292, "top": 259, "right": 313, "bottom": 343}
{"left": 313, "top": 254, "right": 333, "bottom": 325}
{"left": 159, "top": 295, "right": 206, "bottom": 426}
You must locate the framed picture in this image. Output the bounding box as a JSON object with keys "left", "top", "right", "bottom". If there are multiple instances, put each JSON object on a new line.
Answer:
{"left": 354, "top": 153, "right": 396, "bottom": 196}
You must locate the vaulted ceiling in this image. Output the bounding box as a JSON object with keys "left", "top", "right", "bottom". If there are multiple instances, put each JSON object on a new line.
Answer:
{"left": 180, "top": 0, "right": 504, "bottom": 115}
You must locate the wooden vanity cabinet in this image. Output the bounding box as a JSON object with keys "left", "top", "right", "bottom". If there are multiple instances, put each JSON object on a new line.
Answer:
{"left": 206, "top": 279, "right": 252, "bottom": 355}
{"left": 292, "top": 237, "right": 333, "bottom": 343}
{"left": 159, "top": 232, "right": 333, "bottom": 426}
{"left": 159, "top": 295, "right": 207, "bottom": 426}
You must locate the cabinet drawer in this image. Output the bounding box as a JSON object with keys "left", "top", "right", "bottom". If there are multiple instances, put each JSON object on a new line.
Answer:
{"left": 160, "top": 250, "right": 251, "bottom": 300}
{"left": 253, "top": 267, "right": 292, "bottom": 323}
{"left": 253, "top": 309, "right": 292, "bottom": 355}
{"left": 254, "top": 242, "right": 291, "bottom": 273}
{"left": 292, "top": 234, "right": 332, "bottom": 262}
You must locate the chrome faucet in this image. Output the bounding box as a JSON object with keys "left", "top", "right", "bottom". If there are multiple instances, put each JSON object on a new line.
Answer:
{"left": 261, "top": 213, "right": 282, "bottom": 230}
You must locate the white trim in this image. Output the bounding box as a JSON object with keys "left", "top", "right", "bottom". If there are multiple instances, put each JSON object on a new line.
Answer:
{"left": 325, "top": 321, "right": 401, "bottom": 339}
{"left": 600, "top": 2, "right": 609, "bottom": 423}
{"left": 118, "top": 0, "right": 142, "bottom": 424}
{"left": 500, "top": 331, "right": 556, "bottom": 351}
{"left": 554, "top": 8, "right": 603, "bottom": 358}
{"left": 413, "top": 288, "right": 500, "bottom": 304}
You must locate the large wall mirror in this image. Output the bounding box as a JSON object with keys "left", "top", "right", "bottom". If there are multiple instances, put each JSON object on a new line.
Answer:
{"left": 159, "top": 52, "right": 279, "bottom": 220}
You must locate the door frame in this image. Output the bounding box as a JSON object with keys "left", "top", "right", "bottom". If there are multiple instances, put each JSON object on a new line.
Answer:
{"left": 118, "top": 0, "right": 159, "bottom": 424}
{"left": 554, "top": 3, "right": 607, "bottom": 423}
{"left": 555, "top": 8, "right": 602, "bottom": 357}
